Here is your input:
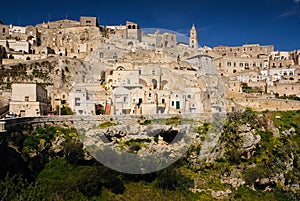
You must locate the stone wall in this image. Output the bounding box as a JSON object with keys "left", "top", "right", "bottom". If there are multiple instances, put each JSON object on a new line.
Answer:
{"left": 0, "top": 113, "right": 216, "bottom": 133}
{"left": 267, "top": 84, "right": 300, "bottom": 96}
{"left": 234, "top": 98, "right": 300, "bottom": 111}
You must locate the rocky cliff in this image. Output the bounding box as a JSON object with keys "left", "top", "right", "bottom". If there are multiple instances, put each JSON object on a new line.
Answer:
{"left": 0, "top": 109, "right": 300, "bottom": 200}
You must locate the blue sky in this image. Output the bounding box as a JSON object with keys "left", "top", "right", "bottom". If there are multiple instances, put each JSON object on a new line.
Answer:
{"left": 1, "top": 0, "right": 299, "bottom": 51}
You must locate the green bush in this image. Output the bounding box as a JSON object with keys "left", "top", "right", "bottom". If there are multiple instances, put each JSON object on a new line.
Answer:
{"left": 243, "top": 166, "right": 265, "bottom": 185}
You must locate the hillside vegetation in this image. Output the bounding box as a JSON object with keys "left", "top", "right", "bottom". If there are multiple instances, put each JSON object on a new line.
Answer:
{"left": 0, "top": 109, "right": 300, "bottom": 200}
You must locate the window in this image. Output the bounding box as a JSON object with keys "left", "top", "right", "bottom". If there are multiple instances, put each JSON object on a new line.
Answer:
{"left": 25, "top": 96, "right": 29, "bottom": 101}
{"left": 86, "top": 20, "right": 92, "bottom": 24}
{"left": 227, "top": 62, "right": 231, "bottom": 67}
{"left": 187, "top": 95, "right": 191, "bottom": 98}
{"left": 253, "top": 63, "right": 256, "bottom": 67}
{"left": 113, "top": 55, "right": 118, "bottom": 59}
{"left": 162, "top": 99, "right": 165, "bottom": 104}
{"left": 171, "top": 101, "right": 174, "bottom": 106}
{"left": 233, "top": 62, "right": 236, "bottom": 67}
{"left": 152, "top": 70, "right": 156, "bottom": 75}
{"left": 127, "top": 79, "right": 130, "bottom": 84}
{"left": 2, "top": 28, "right": 5, "bottom": 33}
{"left": 75, "top": 98, "right": 80, "bottom": 106}
{"left": 239, "top": 63, "right": 243, "bottom": 67}
{"left": 99, "top": 52, "right": 104, "bottom": 58}
{"left": 245, "top": 63, "right": 249, "bottom": 69}
{"left": 176, "top": 101, "right": 180, "bottom": 109}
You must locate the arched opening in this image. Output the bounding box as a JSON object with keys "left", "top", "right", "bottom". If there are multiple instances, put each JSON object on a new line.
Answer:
{"left": 152, "top": 79, "right": 158, "bottom": 89}
{"left": 116, "top": 66, "right": 125, "bottom": 71}
{"left": 233, "top": 69, "right": 236, "bottom": 73}
{"left": 139, "top": 79, "right": 147, "bottom": 87}
{"left": 160, "top": 80, "right": 168, "bottom": 90}
{"left": 26, "top": 57, "right": 30, "bottom": 60}
{"left": 95, "top": 104, "right": 104, "bottom": 115}
{"left": 132, "top": 25, "right": 136, "bottom": 29}
{"left": 128, "top": 41, "right": 133, "bottom": 46}
{"left": 128, "top": 25, "right": 132, "bottom": 29}
{"left": 99, "top": 52, "right": 104, "bottom": 58}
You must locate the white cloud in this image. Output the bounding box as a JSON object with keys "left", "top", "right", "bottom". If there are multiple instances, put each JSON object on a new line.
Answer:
{"left": 279, "top": 10, "right": 298, "bottom": 18}
{"left": 294, "top": 0, "right": 300, "bottom": 3}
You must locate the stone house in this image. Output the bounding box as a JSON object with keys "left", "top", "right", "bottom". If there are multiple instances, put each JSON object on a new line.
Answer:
{"left": 9, "top": 83, "right": 48, "bottom": 117}
{"left": 69, "top": 86, "right": 105, "bottom": 115}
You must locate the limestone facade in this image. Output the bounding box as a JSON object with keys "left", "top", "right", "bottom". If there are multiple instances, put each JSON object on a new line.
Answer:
{"left": 1, "top": 16, "right": 300, "bottom": 113}
{"left": 9, "top": 83, "right": 48, "bottom": 117}
{"left": 189, "top": 24, "right": 198, "bottom": 49}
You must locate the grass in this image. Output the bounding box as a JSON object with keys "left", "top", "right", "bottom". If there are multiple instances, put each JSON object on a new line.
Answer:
{"left": 22, "top": 126, "right": 78, "bottom": 155}
{"left": 118, "top": 138, "right": 152, "bottom": 153}
{"left": 266, "top": 110, "right": 300, "bottom": 133}
{"left": 97, "top": 121, "right": 116, "bottom": 129}
{"left": 140, "top": 116, "right": 196, "bottom": 126}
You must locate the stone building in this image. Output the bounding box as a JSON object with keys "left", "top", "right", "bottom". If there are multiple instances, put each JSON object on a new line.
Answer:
{"left": 189, "top": 24, "right": 198, "bottom": 49}
{"left": 269, "top": 51, "right": 294, "bottom": 68}
{"left": 214, "top": 55, "right": 267, "bottom": 76}
{"left": 80, "top": 16, "right": 98, "bottom": 27}
{"left": 0, "top": 22, "right": 9, "bottom": 40}
{"left": 68, "top": 86, "right": 105, "bottom": 115}
{"left": 212, "top": 44, "right": 274, "bottom": 58}
{"left": 9, "top": 83, "right": 48, "bottom": 117}
{"left": 106, "top": 67, "right": 141, "bottom": 88}
{"left": 7, "top": 40, "right": 30, "bottom": 53}
{"left": 126, "top": 21, "right": 142, "bottom": 44}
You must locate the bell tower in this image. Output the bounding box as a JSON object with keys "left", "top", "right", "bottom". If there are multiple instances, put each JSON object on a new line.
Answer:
{"left": 189, "top": 24, "right": 198, "bottom": 49}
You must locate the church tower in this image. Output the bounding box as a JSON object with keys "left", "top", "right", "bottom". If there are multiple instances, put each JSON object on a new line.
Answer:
{"left": 189, "top": 24, "right": 198, "bottom": 49}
